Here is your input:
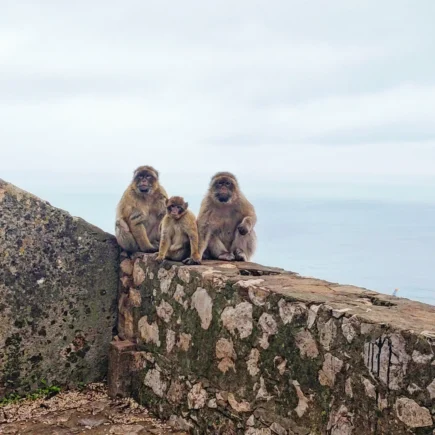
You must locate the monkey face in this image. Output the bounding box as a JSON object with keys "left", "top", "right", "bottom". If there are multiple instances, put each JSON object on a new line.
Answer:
{"left": 213, "top": 177, "right": 234, "bottom": 203}
{"left": 166, "top": 196, "right": 188, "bottom": 220}
{"left": 167, "top": 204, "right": 184, "bottom": 219}
{"left": 134, "top": 171, "right": 156, "bottom": 195}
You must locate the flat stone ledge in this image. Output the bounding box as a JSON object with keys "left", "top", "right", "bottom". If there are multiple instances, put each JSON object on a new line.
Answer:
{"left": 147, "top": 257, "right": 435, "bottom": 335}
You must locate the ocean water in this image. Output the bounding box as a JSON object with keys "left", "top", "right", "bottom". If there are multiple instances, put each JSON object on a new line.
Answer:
{"left": 47, "top": 193, "right": 435, "bottom": 306}
{"left": 254, "top": 199, "right": 435, "bottom": 306}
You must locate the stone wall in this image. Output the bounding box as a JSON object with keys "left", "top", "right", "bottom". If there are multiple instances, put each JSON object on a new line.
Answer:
{"left": 0, "top": 179, "right": 119, "bottom": 397}
{"left": 109, "top": 253, "right": 435, "bottom": 434}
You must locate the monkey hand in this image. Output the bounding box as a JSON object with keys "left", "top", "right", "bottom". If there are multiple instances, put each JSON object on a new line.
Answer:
{"left": 155, "top": 255, "right": 165, "bottom": 263}
{"left": 116, "top": 218, "right": 130, "bottom": 232}
{"left": 182, "top": 257, "right": 201, "bottom": 266}
{"left": 218, "top": 252, "right": 235, "bottom": 261}
{"left": 237, "top": 223, "right": 249, "bottom": 235}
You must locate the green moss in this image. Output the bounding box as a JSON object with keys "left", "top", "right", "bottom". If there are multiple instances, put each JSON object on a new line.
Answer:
{"left": 0, "top": 382, "right": 61, "bottom": 406}
{"left": 415, "top": 427, "right": 435, "bottom": 435}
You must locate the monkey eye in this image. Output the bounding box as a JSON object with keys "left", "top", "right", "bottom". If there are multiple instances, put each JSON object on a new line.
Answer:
{"left": 147, "top": 175, "right": 153, "bottom": 180}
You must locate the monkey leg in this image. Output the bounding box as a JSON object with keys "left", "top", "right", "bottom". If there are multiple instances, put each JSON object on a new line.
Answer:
{"left": 202, "top": 250, "right": 211, "bottom": 260}
{"left": 148, "top": 223, "right": 162, "bottom": 251}
{"left": 231, "top": 229, "right": 257, "bottom": 262}
{"left": 166, "top": 244, "right": 190, "bottom": 262}
{"left": 115, "top": 219, "right": 140, "bottom": 252}
{"left": 208, "top": 236, "right": 235, "bottom": 261}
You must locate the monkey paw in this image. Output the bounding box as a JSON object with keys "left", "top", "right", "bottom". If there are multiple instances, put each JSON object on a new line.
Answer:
{"left": 116, "top": 219, "right": 130, "bottom": 232}
{"left": 234, "top": 249, "right": 248, "bottom": 262}
{"left": 218, "top": 252, "right": 235, "bottom": 261}
{"left": 237, "top": 224, "right": 249, "bottom": 235}
{"left": 155, "top": 256, "right": 164, "bottom": 263}
{"left": 182, "top": 257, "right": 201, "bottom": 265}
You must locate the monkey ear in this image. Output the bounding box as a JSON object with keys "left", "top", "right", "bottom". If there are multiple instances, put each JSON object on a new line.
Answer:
{"left": 165, "top": 198, "right": 169, "bottom": 206}
{"left": 185, "top": 202, "right": 189, "bottom": 209}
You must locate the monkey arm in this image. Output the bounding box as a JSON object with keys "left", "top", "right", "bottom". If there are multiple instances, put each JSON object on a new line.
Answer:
{"left": 241, "top": 215, "right": 256, "bottom": 231}
{"left": 197, "top": 221, "right": 211, "bottom": 258}
{"left": 116, "top": 218, "right": 130, "bottom": 232}
{"left": 128, "top": 211, "right": 154, "bottom": 251}
{"left": 186, "top": 222, "right": 201, "bottom": 261}
{"left": 157, "top": 228, "right": 170, "bottom": 261}
{"left": 237, "top": 212, "right": 257, "bottom": 236}
{"left": 239, "top": 199, "right": 257, "bottom": 231}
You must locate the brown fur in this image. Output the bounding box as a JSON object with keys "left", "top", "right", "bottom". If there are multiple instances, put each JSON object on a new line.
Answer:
{"left": 115, "top": 166, "right": 168, "bottom": 253}
{"left": 156, "top": 196, "right": 201, "bottom": 265}
{"left": 197, "top": 172, "right": 257, "bottom": 261}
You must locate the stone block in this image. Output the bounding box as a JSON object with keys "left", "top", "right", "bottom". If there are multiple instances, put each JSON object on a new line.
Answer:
{"left": 0, "top": 179, "right": 119, "bottom": 397}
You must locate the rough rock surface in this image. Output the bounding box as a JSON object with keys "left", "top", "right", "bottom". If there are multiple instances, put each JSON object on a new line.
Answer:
{"left": 0, "top": 179, "right": 119, "bottom": 396}
{"left": 110, "top": 254, "right": 435, "bottom": 434}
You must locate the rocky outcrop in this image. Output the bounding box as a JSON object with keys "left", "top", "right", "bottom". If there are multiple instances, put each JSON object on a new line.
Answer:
{"left": 0, "top": 179, "right": 119, "bottom": 396}
{"left": 109, "top": 254, "right": 435, "bottom": 434}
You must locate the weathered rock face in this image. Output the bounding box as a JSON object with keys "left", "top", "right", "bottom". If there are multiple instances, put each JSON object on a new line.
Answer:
{"left": 110, "top": 254, "right": 435, "bottom": 434}
{"left": 0, "top": 179, "right": 119, "bottom": 396}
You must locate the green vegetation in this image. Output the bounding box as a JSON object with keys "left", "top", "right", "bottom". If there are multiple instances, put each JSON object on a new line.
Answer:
{"left": 0, "top": 380, "right": 61, "bottom": 406}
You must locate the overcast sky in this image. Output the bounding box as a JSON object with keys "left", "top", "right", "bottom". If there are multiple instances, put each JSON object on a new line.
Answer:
{"left": 1, "top": 0, "right": 435, "bottom": 205}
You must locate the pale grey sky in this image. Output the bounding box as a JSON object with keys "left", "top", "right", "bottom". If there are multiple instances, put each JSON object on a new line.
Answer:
{"left": 1, "top": 0, "right": 435, "bottom": 204}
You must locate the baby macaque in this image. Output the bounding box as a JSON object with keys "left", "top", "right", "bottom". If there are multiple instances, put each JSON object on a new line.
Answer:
{"left": 156, "top": 196, "right": 201, "bottom": 265}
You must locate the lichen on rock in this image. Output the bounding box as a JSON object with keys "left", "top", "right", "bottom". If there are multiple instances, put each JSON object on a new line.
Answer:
{"left": 144, "top": 368, "right": 167, "bottom": 398}
{"left": 318, "top": 353, "right": 343, "bottom": 387}
{"left": 138, "top": 316, "right": 161, "bottom": 347}
{"left": 294, "top": 329, "right": 319, "bottom": 359}
{"left": 187, "top": 383, "right": 207, "bottom": 409}
{"left": 191, "top": 287, "right": 213, "bottom": 330}
{"left": 395, "top": 398, "right": 432, "bottom": 428}
{"left": 221, "top": 302, "right": 253, "bottom": 339}
{"left": 156, "top": 300, "right": 174, "bottom": 323}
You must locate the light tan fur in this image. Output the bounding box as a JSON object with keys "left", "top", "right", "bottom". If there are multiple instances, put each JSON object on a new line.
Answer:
{"left": 156, "top": 196, "right": 201, "bottom": 265}
{"left": 197, "top": 172, "right": 257, "bottom": 262}
{"left": 115, "top": 166, "right": 168, "bottom": 253}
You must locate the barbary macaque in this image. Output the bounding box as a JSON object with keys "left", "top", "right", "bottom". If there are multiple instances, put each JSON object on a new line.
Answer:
{"left": 156, "top": 196, "right": 201, "bottom": 265}
{"left": 197, "top": 172, "right": 256, "bottom": 261}
{"left": 115, "top": 166, "right": 168, "bottom": 253}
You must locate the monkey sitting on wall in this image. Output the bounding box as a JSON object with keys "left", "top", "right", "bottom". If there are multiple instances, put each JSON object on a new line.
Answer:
{"left": 115, "top": 166, "right": 168, "bottom": 253}
{"left": 197, "top": 172, "right": 257, "bottom": 262}
{"left": 156, "top": 196, "right": 201, "bottom": 265}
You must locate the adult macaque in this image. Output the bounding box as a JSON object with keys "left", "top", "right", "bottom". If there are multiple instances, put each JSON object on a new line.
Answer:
{"left": 156, "top": 196, "right": 201, "bottom": 265}
{"left": 115, "top": 166, "right": 168, "bottom": 253}
{"left": 197, "top": 172, "right": 256, "bottom": 261}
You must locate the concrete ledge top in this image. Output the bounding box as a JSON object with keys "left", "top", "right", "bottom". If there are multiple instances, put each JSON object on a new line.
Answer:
{"left": 0, "top": 178, "right": 115, "bottom": 241}
{"left": 154, "top": 258, "right": 435, "bottom": 336}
